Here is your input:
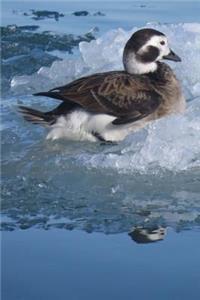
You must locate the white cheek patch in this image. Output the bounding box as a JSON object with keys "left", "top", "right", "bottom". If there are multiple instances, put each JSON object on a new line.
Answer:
{"left": 140, "top": 35, "right": 170, "bottom": 60}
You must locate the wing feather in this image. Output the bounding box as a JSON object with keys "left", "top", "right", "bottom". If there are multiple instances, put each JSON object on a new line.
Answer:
{"left": 40, "top": 71, "right": 162, "bottom": 125}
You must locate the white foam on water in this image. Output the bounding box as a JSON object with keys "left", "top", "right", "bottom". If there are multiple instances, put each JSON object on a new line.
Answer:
{"left": 9, "top": 22, "right": 200, "bottom": 173}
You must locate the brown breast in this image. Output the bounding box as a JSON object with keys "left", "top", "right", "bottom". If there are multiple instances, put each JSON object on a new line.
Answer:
{"left": 148, "top": 62, "right": 185, "bottom": 118}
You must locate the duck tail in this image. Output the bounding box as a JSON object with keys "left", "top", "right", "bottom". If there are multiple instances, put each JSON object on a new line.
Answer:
{"left": 18, "top": 105, "right": 56, "bottom": 126}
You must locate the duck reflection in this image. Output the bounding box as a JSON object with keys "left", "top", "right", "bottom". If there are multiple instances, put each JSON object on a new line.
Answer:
{"left": 129, "top": 227, "right": 166, "bottom": 244}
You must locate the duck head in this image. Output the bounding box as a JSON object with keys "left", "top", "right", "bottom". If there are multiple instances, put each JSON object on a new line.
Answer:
{"left": 123, "top": 28, "right": 181, "bottom": 75}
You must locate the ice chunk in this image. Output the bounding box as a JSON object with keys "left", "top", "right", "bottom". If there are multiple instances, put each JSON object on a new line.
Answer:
{"left": 183, "top": 23, "right": 200, "bottom": 33}
{"left": 79, "top": 28, "right": 130, "bottom": 71}
{"left": 191, "top": 82, "right": 200, "bottom": 97}
{"left": 78, "top": 97, "right": 200, "bottom": 173}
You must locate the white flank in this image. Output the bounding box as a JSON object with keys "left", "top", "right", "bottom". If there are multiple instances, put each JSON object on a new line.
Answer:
{"left": 46, "top": 109, "right": 147, "bottom": 142}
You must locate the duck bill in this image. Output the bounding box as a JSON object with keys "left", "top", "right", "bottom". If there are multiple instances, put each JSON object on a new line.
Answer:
{"left": 163, "top": 49, "right": 181, "bottom": 62}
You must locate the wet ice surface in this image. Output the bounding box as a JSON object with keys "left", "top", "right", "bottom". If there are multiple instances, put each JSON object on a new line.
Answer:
{"left": 1, "top": 1, "right": 200, "bottom": 235}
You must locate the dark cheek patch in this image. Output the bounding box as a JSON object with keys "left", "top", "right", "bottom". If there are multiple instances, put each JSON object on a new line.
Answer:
{"left": 139, "top": 46, "right": 160, "bottom": 63}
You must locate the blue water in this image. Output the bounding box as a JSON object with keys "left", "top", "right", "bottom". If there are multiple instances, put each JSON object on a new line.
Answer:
{"left": 2, "top": 1, "right": 200, "bottom": 34}
{"left": 2, "top": 229, "right": 200, "bottom": 300}
{"left": 1, "top": 1, "right": 200, "bottom": 299}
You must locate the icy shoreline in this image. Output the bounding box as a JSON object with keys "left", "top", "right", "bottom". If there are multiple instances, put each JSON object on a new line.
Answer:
{"left": 3, "top": 22, "right": 200, "bottom": 173}
{"left": 1, "top": 21, "right": 200, "bottom": 232}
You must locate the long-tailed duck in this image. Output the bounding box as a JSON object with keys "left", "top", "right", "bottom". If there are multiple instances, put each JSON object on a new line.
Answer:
{"left": 19, "top": 28, "right": 185, "bottom": 142}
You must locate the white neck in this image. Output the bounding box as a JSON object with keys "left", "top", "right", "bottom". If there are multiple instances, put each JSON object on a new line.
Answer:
{"left": 123, "top": 52, "right": 157, "bottom": 75}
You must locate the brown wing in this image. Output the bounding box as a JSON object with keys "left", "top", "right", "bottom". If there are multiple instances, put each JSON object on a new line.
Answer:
{"left": 37, "top": 71, "right": 162, "bottom": 125}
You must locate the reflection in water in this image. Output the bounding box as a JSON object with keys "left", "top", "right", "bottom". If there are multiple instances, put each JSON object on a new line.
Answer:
{"left": 129, "top": 227, "right": 166, "bottom": 244}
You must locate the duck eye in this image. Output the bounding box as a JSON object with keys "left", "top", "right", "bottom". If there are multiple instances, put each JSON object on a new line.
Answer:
{"left": 160, "top": 41, "right": 165, "bottom": 45}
